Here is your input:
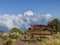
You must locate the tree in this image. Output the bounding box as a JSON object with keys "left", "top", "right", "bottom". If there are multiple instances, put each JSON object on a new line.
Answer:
{"left": 10, "top": 28, "right": 22, "bottom": 34}
{"left": 48, "top": 18, "right": 60, "bottom": 33}
{"left": 10, "top": 28, "right": 23, "bottom": 39}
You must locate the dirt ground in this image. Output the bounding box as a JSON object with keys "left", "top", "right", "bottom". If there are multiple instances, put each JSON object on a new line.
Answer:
{"left": 12, "top": 40, "right": 41, "bottom": 45}
{"left": 0, "top": 39, "right": 41, "bottom": 45}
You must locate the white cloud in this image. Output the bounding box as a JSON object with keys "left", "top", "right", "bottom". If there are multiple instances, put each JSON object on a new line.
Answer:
{"left": 24, "top": 10, "right": 34, "bottom": 16}
{"left": 17, "top": 14, "right": 22, "bottom": 17}
{"left": 0, "top": 11, "right": 53, "bottom": 30}
{"left": 45, "top": 14, "right": 52, "bottom": 18}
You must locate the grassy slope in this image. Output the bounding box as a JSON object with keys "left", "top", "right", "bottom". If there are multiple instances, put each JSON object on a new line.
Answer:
{"left": 0, "top": 32, "right": 60, "bottom": 45}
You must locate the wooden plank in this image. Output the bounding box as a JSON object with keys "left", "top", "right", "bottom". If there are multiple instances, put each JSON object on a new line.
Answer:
{"left": 31, "top": 32, "right": 52, "bottom": 35}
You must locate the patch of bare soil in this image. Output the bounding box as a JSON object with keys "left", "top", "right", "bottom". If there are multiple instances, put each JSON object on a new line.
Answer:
{"left": 12, "top": 40, "right": 26, "bottom": 45}
{"left": 0, "top": 39, "right": 42, "bottom": 45}
{"left": 12, "top": 40, "right": 41, "bottom": 45}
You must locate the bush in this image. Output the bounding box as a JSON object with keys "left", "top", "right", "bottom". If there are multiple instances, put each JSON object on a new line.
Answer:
{"left": 2, "top": 35, "right": 9, "bottom": 40}
{"left": 5, "top": 39, "right": 13, "bottom": 45}
{"left": 9, "top": 33, "right": 24, "bottom": 39}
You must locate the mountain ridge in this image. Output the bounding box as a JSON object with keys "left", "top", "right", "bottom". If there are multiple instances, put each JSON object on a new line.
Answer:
{"left": 0, "top": 11, "right": 53, "bottom": 32}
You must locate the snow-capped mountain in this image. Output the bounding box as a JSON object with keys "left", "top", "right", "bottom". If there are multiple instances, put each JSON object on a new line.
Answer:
{"left": 0, "top": 11, "right": 53, "bottom": 32}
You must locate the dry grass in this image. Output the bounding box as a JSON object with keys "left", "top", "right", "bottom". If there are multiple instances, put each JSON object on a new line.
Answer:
{"left": 1, "top": 33, "right": 60, "bottom": 45}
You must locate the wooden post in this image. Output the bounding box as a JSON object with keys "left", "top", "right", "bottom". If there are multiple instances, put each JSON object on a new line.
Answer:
{"left": 51, "top": 29, "right": 53, "bottom": 36}
{"left": 30, "top": 34, "right": 33, "bottom": 40}
{"left": 30, "top": 25, "right": 33, "bottom": 40}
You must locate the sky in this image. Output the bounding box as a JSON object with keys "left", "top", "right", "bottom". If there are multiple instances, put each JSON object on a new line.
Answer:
{"left": 0, "top": 0, "right": 60, "bottom": 17}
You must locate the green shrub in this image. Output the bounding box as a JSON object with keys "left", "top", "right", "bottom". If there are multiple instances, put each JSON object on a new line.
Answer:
{"left": 2, "top": 35, "right": 9, "bottom": 40}
{"left": 5, "top": 39, "right": 13, "bottom": 45}
{"left": 9, "top": 33, "right": 24, "bottom": 39}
